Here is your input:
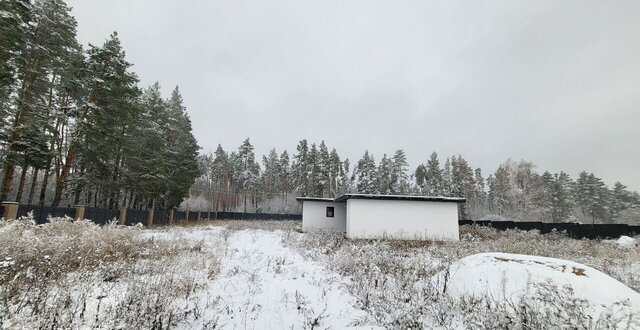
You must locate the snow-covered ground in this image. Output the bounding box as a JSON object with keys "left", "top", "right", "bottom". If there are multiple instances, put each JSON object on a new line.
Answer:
{"left": 196, "top": 229, "right": 379, "bottom": 329}
{"left": 2, "top": 219, "right": 639, "bottom": 329}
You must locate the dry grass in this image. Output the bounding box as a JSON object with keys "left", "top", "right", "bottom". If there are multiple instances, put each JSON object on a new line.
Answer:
{"left": 0, "top": 216, "right": 225, "bottom": 329}
{"left": 167, "top": 219, "right": 301, "bottom": 232}
{"left": 286, "top": 224, "right": 640, "bottom": 329}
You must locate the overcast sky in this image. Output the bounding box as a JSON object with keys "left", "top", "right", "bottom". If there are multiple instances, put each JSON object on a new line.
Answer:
{"left": 67, "top": 0, "right": 640, "bottom": 191}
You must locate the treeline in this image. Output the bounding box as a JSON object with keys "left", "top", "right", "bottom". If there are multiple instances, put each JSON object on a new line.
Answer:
{"left": 190, "top": 139, "right": 640, "bottom": 224}
{"left": 0, "top": 0, "right": 200, "bottom": 209}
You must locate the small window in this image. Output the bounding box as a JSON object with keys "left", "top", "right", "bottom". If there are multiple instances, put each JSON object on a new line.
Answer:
{"left": 326, "top": 206, "right": 335, "bottom": 218}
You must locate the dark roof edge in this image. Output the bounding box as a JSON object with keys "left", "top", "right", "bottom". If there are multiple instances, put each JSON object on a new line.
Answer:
{"left": 334, "top": 194, "right": 466, "bottom": 203}
{"left": 296, "top": 197, "right": 338, "bottom": 203}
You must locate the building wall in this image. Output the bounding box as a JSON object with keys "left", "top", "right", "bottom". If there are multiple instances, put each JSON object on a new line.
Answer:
{"left": 302, "top": 201, "right": 347, "bottom": 232}
{"left": 346, "top": 199, "right": 459, "bottom": 240}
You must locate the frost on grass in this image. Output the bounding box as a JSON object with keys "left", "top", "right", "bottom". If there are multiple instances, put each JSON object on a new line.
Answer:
{"left": 3, "top": 218, "right": 639, "bottom": 329}
{"left": 205, "top": 228, "right": 378, "bottom": 329}
{"left": 287, "top": 225, "right": 640, "bottom": 329}
{"left": 0, "top": 216, "right": 225, "bottom": 329}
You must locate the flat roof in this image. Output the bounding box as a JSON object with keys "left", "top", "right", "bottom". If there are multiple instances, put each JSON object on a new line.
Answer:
{"left": 297, "top": 194, "right": 465, "bottom": 203}
{"left": 295, "top": 197, "right": 336, "bottom": 202}
{"left": 334, "top": 194, "right": 465, "bottom": 203}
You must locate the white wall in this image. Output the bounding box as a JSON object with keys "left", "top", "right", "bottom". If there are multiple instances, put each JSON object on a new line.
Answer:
{"left": 346, "top": 199, "right": 459, "bottom": 240}
{"left": 302, "top": 201, "right": 346, "bottom": 232}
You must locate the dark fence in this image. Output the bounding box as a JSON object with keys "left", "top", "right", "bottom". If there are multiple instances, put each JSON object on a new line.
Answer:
{"left": 16, "top": 205, "right": 75, "bottom": 224}
{"left": 174, "top": 210, "right": 186, "bottom": 223}
{"left": 154, "top": 209, "right": 170, "bottom": 225}
{"left": 126, "top": 209, "right": 148, "bottom": 226}
{"left": 213, "top": 211, "right": 302, "bottom": 221}
{"left": 85, "top": 207, "right": 119, "bottom": 225}
{"left": 460, "top": 220, "right": 640, "bottom": 239}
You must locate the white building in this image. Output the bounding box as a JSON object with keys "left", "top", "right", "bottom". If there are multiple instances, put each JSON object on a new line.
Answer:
{"left": 297, "top": 194, "right": 465, "bottom": 241}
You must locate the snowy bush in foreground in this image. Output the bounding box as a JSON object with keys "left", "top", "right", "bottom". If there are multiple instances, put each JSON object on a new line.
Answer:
{"left": 0, "top": 216, "right": 225, "bottom": 329}
{"left": 286, "top": 225, "right": 640, "bottom": 329}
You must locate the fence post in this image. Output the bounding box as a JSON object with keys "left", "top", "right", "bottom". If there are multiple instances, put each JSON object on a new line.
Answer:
{"left": 118, "top": 207, "right": 127, "bottom": 225}
{"left": 207, "top": 211, "right": 211, "bottom": 220}
{"left": 185, "top": 210, "right": 190, "bottom": 222}
{"left": 168, "top": 208, "right": 175, "bottom": 224}
{"left": 2, "top": 201, "right": 19, "bottom": 220}
{"left": 197, "top": 211, "right": 201, "bottom": 221}
{"left": 146, "top": 209, "right": 154, "bottom": 226}
{"left": 74, "top": 205, "right": 85, "bottom": 221}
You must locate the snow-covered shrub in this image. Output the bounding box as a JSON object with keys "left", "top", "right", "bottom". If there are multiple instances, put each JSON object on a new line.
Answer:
{"left": 287, "top": 226, "right": 640, "bottom": 329}
{"left": 0, "top": 216, "right": 225, "bottom": 329}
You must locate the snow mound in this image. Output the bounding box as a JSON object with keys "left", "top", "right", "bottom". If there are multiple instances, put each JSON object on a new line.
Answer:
{"left": 444, "top": 252, "right": 640, "bottom": 310}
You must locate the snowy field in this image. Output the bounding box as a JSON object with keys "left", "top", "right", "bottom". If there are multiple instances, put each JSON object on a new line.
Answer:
{"left": 1, "top": 218, "right": 639, "bottom": 329}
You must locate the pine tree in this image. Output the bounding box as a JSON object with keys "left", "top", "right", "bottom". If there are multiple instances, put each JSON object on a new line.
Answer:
{"left": 120, "top": 83, "right": 164, "bottom": 207}
{"left": 164, "top": 87, "right": 201, "bottom": 207}
{"left": 354, "top": 151, "right": 377, "bottom": 194}
{"left": 574, "top": 171, "right": 610, "bottom": 223}
{"left": 2, "top": 0, "right": 79, "bottom": 202}
{"left": 414, "top": 164, "right": 427, "bottom": 193}
{"left": 377, "top": 154, "right": 392, "bottom": 194}
{"left": 391, "top": 149, "right": 409, "bottom": 194}
{"left": 211, "top": 144, "right": 230, "bottom": 210}
{"left": 442, "top": 157, "right": 452, "bottom": 196}
{"left": 262, "top": 148, "right": 280, "bottom": 197}
{"left": 292, "top": 139, "right": 310, "bottom": 196}
{"left": 0, "top": 0, "right": 32, "bottom": 135}
{"left": 610, "top": 182, "right": 632, "bottom": 220}
{"left": 328, "top": 148, "right": 342, "bottom": 196}
{"left": 473, "top": 168, "right": 486, "bottom": 213}
{"left": 425, "top": 152, "right": 444, "bottom": 196}
{"left": 450, "top": 155, "right": 476, "bottom": 219}
{"left": 491, "top": 162, "right": 512, "bottom": 216}
{"left": 317, "top": 141, "right": 330, "bottom": 196}
{"left": 308, "top": 143, "right": 322, "bottom": 196}
{"left": 551, "top": 171, "right": 574, "bottom": 223}
{"left": 236, "top": 138, "right": 259, "bottom": 211}
{"left": 278, "top": 150, "right": 290, "bottom": 201}
{"left": 339, "top": 158, "right": 351, "bottom": 194}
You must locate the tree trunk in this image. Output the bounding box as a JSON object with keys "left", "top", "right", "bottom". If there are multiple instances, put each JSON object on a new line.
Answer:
{"left": 27, "top": 167, "right": 39, "bottom": 205}
{"left": 15, "top": 165, "right": 29, "bottom": 204}
{"left": 38, "top": 165, "right": 51, "bottom": 206}
{"left": 51, "top": 89, "right": 94, "bottom": 208}
{"left": 0, "top": 55, "right": 44, "bottom": 201}
{"left": 51, "top": 148, "right": 76, "bottom": 208}
{"left": 0, "top": 165, "right": 16, "bottom": 202}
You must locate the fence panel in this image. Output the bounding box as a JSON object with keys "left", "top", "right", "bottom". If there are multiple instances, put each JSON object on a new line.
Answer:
{"left": 462, "top": 220, "right": 637, "bottom": 239}
{"left": 174, "top": 211, "right": 186, "bottom": 223}
{"left": 154, "top": 209, "right": 170, "bottom": 225}
{"left": 15, "top": 205, "right": 75, "bottom": 224}
{"left": 490, "top": 221, "right": 515, "bottom": 230}
{"left": 211, "top": 211, "right": 302, "bottom": 221}
{"left": 8, "top": 203, "right": 638, "bottom": 238}
{"left": 126, "top": 209, "right": 148, "bottom": 226}
{"left": 84, "top": 207, "right": 119, "bottom": 225}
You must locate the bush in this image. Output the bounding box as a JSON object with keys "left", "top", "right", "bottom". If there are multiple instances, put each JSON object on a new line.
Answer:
{"left": 0, "top": 215, "right": 224, "bottom": 329}
{"left": 287, "top": 225, "right": 640, "bottom": 329}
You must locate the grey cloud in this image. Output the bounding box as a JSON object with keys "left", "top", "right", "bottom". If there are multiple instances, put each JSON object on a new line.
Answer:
{"left": 67, "top": 0, "right": 640, "bottom": 190}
